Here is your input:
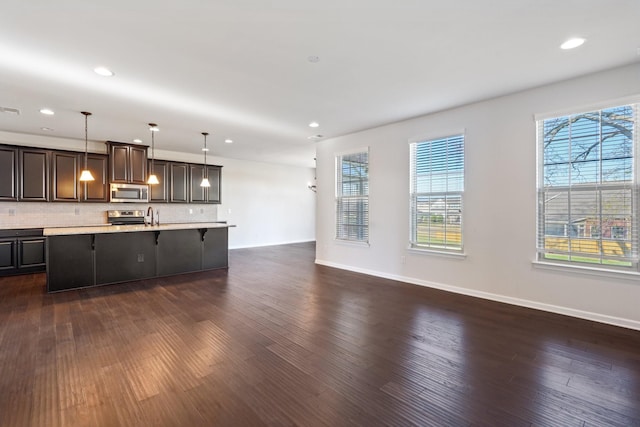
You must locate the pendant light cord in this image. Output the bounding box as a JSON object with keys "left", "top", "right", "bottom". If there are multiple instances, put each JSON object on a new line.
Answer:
{"left": 82, "top": 111, "right": 91, "bottom": 169}
{"left": 149, "top": 123, "right": 156, "bottom": 175}
{"left": 202, "top": 132, "right": 208, "bottom": 179}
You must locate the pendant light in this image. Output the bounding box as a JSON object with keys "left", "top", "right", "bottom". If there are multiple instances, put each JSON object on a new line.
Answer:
{"left": 200, "top": 132, "right": 210, "bottom": 187}
{"left": 79, "top": 111, "right": 95, "bottom": 182}
{"left": 147, "top": 123, "right": 159, "bottom": 185}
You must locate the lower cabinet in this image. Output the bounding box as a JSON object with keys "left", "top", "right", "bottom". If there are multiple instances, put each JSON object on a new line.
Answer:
{"left": 0, "top": 230, "right": 46, "bottom": 276}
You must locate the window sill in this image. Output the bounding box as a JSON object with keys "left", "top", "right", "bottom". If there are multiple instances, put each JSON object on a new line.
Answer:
{"left": 532, "top": 260, "right": 640, "bottom": 280}
{"left": 407, "top": 247, "right": 467, "bottom": 259}
{"left": 334, "top": 238, "right": 370, "bottom": 248}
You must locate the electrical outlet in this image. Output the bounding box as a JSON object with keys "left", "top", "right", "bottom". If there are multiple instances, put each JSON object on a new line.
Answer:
{"left": 401, "top": 256, "right": 406, "bottom": 264}
{"left": 137, "top": 254, "right": 144, "bottom": 262}
{"left": 189, "top": 209, "right": 193, "bottom": 214}
{"left": 8, "top": 209, "right": 16, "bottom": 216}
{"left": 74, "top": 208, "right": 80, "bottom": 215}
{"left": 200, "top": 208, "right": 204, "bottom": 214}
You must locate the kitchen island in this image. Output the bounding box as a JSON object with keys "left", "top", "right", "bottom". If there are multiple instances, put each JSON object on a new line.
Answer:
{"left": 44, "top": 222, "right": 234, "bottom": 292}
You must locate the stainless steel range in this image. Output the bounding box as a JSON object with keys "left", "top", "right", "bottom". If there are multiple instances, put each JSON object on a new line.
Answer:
{"left": 107, "top": 210, "right": 146, "bottom": 225}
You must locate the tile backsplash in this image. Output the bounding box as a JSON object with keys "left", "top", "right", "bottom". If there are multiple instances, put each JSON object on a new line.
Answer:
{"left": 0, "top": 202, "right": 218, "bottom": 229}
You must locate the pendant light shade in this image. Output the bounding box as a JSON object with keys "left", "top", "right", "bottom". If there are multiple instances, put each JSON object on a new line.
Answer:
{"left": 200, "top": 132, "right": 210, "bottom": 187}
{"left": 79, "top": 111, "right": 95, "bottom": 182}
{"left": 147, "top": 123, "right": 159, "bottom": 185}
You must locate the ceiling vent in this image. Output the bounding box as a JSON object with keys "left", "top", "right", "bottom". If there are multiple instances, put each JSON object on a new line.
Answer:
{"left": 0, "top": 106, "right": 21, "bottom": 115}
{"left": 307, "top": 134, "right": 323, "bottom": 141}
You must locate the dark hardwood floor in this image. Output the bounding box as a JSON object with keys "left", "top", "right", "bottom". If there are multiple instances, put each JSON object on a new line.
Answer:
{"left": 1, "top": 241, "right": 639, "bottom": 426}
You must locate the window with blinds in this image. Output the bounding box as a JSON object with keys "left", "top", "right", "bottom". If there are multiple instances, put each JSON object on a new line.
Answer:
{"left": 410, "top": 135, "right": 464, "bottom": 251}
{"left": 336, "top": 150, "right": 369, "bottom": 242}
{"left": 537, "top": 104, "right": 638, "bottom": 269}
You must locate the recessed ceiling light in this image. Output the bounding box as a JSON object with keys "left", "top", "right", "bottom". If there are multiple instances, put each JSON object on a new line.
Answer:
{"left": 41, "top": 127, "right": 54, "bottom": 131}
{"left": 94, "top": 66, "right": 114, "bottom": 77}
{"left": 560, "top": 38, "right": 586, "bottom": 50}
{"left": 309, "top": 122, "right": 319, "bottom": 128}
{"left": 133, "top": 138, "right": 142, "bottom": 143}
{"left": 39, "top": 108, "right": 54, "bottom": 115}
{"left": 224, "top": 139, "right": 233, "bottom": 144}
{"left": 307, "top": 134, "right": 323, "bottom": 140}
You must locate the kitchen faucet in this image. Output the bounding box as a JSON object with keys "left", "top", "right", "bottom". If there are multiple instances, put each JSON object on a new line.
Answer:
{"left": 147, "top": 206, "right": 154, "bottom": 226}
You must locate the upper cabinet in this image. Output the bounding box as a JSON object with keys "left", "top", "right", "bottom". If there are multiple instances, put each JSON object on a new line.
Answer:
{"left": 107, "top": 141, "right": 148, "bottom": 184}
{"left": 148, "top": 160, "right": 169, "bottom": 202}
{"left": 206, "top": 165, "right": 222, "bottom": 204}
{"left": 51, "top": 151, "right": 80, "bottom": 202}
{"left": 0, "top": 147, "right": 17, "bottom": 201}
{"left": 19, "top": 148, "right": 49, "bottom": 201}
{"left": 81, "top": 153, "right": 109, "bottom": 202}
{"left": 170, "top": 162, "right": 189, "bottom": 203}
{"left": 189, "top": 164, "right": 221, "bottom": 204}
{"left": 0, "top": 142, "right": 221, "bottom": 205}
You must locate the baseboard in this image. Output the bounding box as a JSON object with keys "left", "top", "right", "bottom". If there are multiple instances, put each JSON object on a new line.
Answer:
{"left": 314, "top": 258, "right": 640, "bottom": 331}
{"left": 230, "top": 239, "right": 315, "bottom": 250}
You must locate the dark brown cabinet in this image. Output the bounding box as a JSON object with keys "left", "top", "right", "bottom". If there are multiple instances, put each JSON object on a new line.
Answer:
{"left": 206, "top": 165, "right": 221, "bottom": 204}
{"left": 189, "top": 164, "right": 206, "bottom": 203}
{"left": 148, "top": 160, "right": 169, "bottom": 202}
{"left": 81, "top": 154, "right": 109, "bottom": 202}
{"left": 0, "top": 147, "right": 17, "bottom": 201}
{"left": 51, "top": 151, "right": 80, "bottom": 201}
{"left": 0, "top": 229, "right": 46, "bottom": 276}
{"left": 108, "top": 141, "right": 148, "bottom": 184}
{"left": 0, "top": 239, "right": 16, "bottom": 271}
{"left": 170, "top": 163, "right": 189, "bottom": 203}
{"left": 0, "top": 142, "right": 222, "bottom": 206}
{"left": 189, "top": 164, "right": 221, "bottom": 204}
{"left": 19, "top": 149, "right": 49, "bottom": 201}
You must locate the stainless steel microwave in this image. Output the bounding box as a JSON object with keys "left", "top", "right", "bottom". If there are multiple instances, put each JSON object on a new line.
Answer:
{"left": 110, "top": 183, "right": 149, "bottom": 203}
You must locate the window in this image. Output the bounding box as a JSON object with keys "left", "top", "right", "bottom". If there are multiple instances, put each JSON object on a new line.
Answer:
{"left": 410, "top": 134, "right": 464, "bottom": 251}
{"left": 537, "top": 104, "right": 638, "bottom": 269}
{"left": 336, "top": 150, "right": 369, "bottom": 242}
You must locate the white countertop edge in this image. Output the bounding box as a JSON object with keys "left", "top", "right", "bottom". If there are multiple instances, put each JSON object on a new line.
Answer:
{"left": 44, "top": 222, "right": 235, "bottom": 236}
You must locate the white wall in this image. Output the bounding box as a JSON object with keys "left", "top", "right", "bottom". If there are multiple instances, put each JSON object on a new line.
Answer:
{"left": 0, "top": 132, "right": 316, "bottom": 249}
{"left": 215, "top": 157, "right": 316, "bottom": 249}
{"left": 315, "top": 62, "right": 640, "bottom": 330}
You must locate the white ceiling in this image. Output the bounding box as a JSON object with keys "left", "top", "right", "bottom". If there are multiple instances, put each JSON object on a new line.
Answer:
{"left": 0, "top": 1, "right": 638, "bottom": 168}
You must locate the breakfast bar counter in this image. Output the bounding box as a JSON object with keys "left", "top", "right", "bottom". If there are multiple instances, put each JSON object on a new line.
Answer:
{"left": 45, "top": 223, "right": 234, "bottom": 292}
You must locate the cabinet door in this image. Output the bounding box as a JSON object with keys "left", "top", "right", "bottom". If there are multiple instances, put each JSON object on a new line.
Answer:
{"left": 149, "top": 160, "right": 169, "bottom": 202}
{"left": 0, "top": 147, "right": 17, "bottom": 201}
{"left": 206, "top": 166, "right": 221, "bottom": 204}
{"left": 18, "top": 238, "right": 46, "bottom": 268}
{"left": 170, "top": 163, "right": 188, "bottom": 203}
{"left": 19, "top": 149, "right": 49, "bottom": 201}
{"left": 130, "top": 146, "right": 147, "bottom": 184}
{"left": 81, "top": 154, "right": 109, "bottom": 202}
{"left": 51, "top": 151, "right": 80, "bottom": 201}
{"left": 189, "top": 164, "right": 207, "bottom": 203}
{"left": 110, "top": 144, "right": 129, "bottom": 182}
{"left": 0, "top": 239, "right": 17, "bottom": 271}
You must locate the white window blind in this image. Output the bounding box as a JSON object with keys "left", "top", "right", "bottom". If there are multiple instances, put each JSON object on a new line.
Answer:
{"left": 410, "top": 135, "right": 464, "bottom": 251}
{"left": 336, "top": 150, "right": 369, "bottom": 242}
{"left": 537, "top": 104, "right": 638, "bottom": 269}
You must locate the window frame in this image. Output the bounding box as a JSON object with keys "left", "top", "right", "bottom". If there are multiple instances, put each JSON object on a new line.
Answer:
{"left": 409, "top": 133, "right": 465, "bottom": 253}
{"left": 535, "top": 102, "right": 639, "bottom": 272}
{"left": 335, "top": 148, "right": 369, "bottom": 244}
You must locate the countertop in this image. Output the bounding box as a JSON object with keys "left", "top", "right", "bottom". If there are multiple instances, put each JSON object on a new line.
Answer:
{"left": 43, "top": 222, "right": 235, "bottom": 236}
